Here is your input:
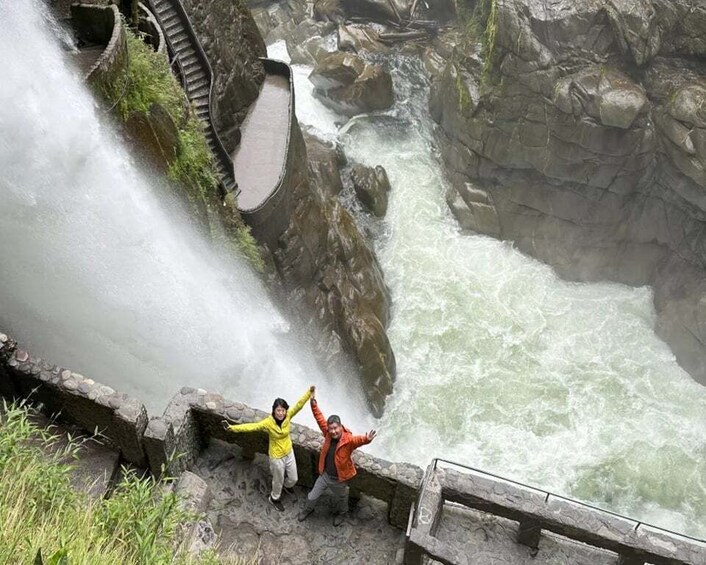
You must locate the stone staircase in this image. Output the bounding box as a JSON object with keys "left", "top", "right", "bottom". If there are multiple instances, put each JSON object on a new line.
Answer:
{"left": 146, "top": 0, "right": 238, "bottom": 195}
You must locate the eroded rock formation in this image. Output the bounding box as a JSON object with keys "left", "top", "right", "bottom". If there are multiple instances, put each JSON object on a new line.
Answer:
{"left": 273, "top": 128, "right": 395, "bottom": 416}
{"left": 430, "top": 0, "right": 706, "bottom": 384}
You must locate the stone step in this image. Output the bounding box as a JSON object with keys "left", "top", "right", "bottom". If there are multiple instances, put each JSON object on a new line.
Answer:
{"left": 188, "top": 86, "right": 209, "bottom": 99}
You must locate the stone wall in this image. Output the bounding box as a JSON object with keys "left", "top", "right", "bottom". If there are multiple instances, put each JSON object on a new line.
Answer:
{"left": 0, "top": 330, "right": 419, "bottom": 529}
{"left": 144, "top": 386, "right": 422, "bottom": 528}
{"left": 0, "top": 333, "right": 148, "bottom": 466}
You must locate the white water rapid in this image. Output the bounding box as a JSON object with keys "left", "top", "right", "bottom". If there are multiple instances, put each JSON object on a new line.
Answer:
{"left": 268, "top": 42, "right": 706, "bottom": 538}
{"left": 0, "top": 1, "right": 370, "bottom": 429}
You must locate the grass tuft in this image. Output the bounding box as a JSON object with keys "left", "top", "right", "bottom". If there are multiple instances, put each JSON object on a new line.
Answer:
{"left": 101, "top": 29, "right": 263, "bottom": 270}
{"left": 0, "top": 399, "right": 246, "bottom": 564}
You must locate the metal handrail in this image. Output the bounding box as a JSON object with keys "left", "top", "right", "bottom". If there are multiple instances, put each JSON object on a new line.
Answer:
{"left": 428, "top": 457, "right": 706, "bottom": 544}
{"left": 146, "top": 0, "right": 238, "bottom": 196}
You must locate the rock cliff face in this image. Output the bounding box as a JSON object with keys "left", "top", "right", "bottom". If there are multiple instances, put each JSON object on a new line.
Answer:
{"left": 184, "top": 0, "right": 395, "bottom": 414}
{"left": 275, "top": 127, "right": 395, "bottom": 416}
{"left": 180, "top": 0, "right": 266, "bottom": 152}
{"left": 430, "top": 0, "right": 706, "bottom": 384}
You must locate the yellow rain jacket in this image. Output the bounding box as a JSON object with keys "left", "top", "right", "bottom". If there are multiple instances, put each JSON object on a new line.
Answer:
{"left": 227, "top": 388, "right": 312, "bottom": 459}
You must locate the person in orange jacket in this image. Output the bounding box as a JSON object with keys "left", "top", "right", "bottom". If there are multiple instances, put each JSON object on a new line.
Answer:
{"left": 297, "top": 388, "right": 377, "bottom": 526}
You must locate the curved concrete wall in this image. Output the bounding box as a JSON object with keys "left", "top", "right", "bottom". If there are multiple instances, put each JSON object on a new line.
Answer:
{"left": 70, "top": 4, "right": 128, "bottom": 89}
{"left": 238, "top": 58, "right": 302, "bottom": 250}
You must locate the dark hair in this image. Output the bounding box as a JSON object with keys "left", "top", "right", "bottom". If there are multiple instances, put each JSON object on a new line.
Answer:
{"left": 272, "top": 398, "right": 289, "bottom": 421}
{"left": 327, "top": 415, "right": 341, "bottom": 426}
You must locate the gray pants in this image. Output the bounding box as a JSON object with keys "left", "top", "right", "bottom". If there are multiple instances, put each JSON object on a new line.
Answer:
{"left": 270, "top": 450, "right": 297, "bottom": 501}
{"left": 305, "top": 473, "right": 349, "bottom": 514}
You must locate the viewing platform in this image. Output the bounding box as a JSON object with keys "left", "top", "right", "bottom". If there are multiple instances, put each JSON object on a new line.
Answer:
{"left": 2, "top": 331, "right": 705, "bottom": 564}
{"left": 233, "top": 58, "right": 298, "bottom": 248}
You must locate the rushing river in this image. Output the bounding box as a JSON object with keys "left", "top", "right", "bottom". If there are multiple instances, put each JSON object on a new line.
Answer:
{"left": 0, "top": 0, "right": 704, "bottom": 542}
{"left": 268, "top": 42, "right": 706, "bottom": 537}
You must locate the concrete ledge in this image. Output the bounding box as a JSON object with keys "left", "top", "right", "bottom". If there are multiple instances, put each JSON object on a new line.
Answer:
{"left": 239, "top": 59, "right": 299, "bottom": 249}
{"left": 0, "top": 333, "right": 148, "bottom": 466}
{"left": 147, "top": 387, "right": 424, "bottom": 529}
{"left": 405, "top": 462, "right": 706, "bottom": 565}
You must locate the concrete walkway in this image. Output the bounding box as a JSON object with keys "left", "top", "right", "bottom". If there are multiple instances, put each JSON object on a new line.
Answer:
{"left": 232, "top": 74, "right": 291, "bottom": 211}
{"left": 192, "top": 439, "right": 405, "bottom": 565}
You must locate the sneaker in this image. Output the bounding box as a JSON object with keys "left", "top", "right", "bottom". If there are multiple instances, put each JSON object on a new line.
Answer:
{"left": 332, "top": 512, "right": 346, "bottom": 527}
{"left": 297, "top": 506, "right": 314, "bottom": 522}
{"left": 268, "top": 495, "right": 284, "bottom": 512}
{"left": 283, "top": 486, "right": 296, "bottom": 496}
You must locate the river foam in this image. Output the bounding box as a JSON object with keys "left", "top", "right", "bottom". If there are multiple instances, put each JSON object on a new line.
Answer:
{"left": 270, "top": 41, "right": 706, "bottom": 537}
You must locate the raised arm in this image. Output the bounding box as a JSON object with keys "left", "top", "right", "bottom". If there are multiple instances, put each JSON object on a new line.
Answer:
{"left": 226, "top": 418, "right": 268, "bottom": 433}
{"left": 310, "top": 398, "right": 328, "bottom": 435}
{"left": 349, "top": 429, "right": 377, "bottom": 449}
{"left": 288, "top": 386, "right": 314, "bottom": 420}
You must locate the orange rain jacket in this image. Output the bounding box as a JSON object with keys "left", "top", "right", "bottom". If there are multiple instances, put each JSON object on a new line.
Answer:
{"left": 311, "top": 400, "right": 371, "bottom": 482}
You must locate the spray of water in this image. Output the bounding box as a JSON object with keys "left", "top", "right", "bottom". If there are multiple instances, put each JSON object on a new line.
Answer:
{"left": 0, "top": 1, "right": 369, "bottom": 429}
{"left": 269, "top": 41, "right": 706, "bottom": 537}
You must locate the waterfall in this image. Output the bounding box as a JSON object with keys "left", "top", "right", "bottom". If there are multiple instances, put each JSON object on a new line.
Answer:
{"left": 0, "top": 1, "right": 370, "bottom": 428}
{"left": 268, "top": 41, "right": 706, "bottom": 538}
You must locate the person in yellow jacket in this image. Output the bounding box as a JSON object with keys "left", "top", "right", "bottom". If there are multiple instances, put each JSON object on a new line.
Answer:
{"left": 222, "top": 385, "right": 314, "bottom": 511}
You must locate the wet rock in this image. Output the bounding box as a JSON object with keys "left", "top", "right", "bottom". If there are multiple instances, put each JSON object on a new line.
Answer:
{"left": 181, "top": 0, "right": 266, "bottom": 153}
{"left": 123, "top": 102, "right": 180, "bottom": 172}
{"left": 309, "top": 52, "right": 365, "bottom": 90}
{"left": 310, "top": 52, "right": 394, "bottom": 116}
{"left": 313, "top": 0, "right": 345, "bottom": 23}
{"left": 303, "top": 128, "right": 345, "bottom": 196}
{"left": 430, "top": 0, "right": 706, "bottom": 385}
{"left": 338, "top": 24, "right": 384, "bottom": 54}
{"left": 341, "top": 0, "right": 412, "bottom": 23}
{"left": 350, "top": 163, "right": 391, "bottom": 217}
{"left": 553, "top": 67, "right": 648, "bottom": 130}
{"left": 246, "top": 120, "right": 395, "bottom": 414}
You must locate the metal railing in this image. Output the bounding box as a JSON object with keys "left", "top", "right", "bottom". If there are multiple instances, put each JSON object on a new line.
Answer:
{"left": 407, "top": 457, "right": 706, "bottom": 565}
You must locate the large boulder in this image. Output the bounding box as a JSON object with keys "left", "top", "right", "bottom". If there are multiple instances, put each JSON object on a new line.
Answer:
{"left": 337, "top": 24, "right": 385, "bottom": 54}
{"left": 350, "top": 164, "right": 391, "bottom": 217}
{"left": 303, "top": 128, "right": 346, "bottom": 197}
{"left": 309, "top": 52, "right": 394, "bottom": 116}
{"left": 341, "top": 0, "right": 411, "bottom": 22}
{"left": 314, "top": 0, "right": 345, "bottom": 23}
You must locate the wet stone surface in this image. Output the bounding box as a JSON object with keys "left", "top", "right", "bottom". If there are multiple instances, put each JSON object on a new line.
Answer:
{"left": 192, "top": 439, "right": 405, "bottom": 564}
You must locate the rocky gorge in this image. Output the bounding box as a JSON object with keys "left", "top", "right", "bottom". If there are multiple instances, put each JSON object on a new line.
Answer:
{"left": 244, "top": 0, "right": 706, "bottom": 389}
{"left": 427, "top": 0, "right": 706, "bottom": 386}
{"left": 177, "top": 0, "right": 396, "bottom": 415}
{"left": 3, "top": 0, "right": 706, "bottom": 558}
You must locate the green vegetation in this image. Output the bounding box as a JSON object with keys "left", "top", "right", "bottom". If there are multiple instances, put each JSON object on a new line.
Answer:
{"left": 476, "top": 0, "right": 500, "bottom": 85}
{"left": 101, "top": 29, "right": 263, "bottom": 271}
{"left": 454, "top": 64, "right": 472, "bottom": 111}
{"left": 0, "top": 400, "right": 255, "bottom": 564}
{"left": 453, "top": 0, "right": 501, "bottom": 87}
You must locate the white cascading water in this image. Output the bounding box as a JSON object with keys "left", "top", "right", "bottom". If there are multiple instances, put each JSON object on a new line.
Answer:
{"left": 0, "top": 1, "right": 371, "bottom": 430}
{"left": 268, "top": 42, "right": 706, "bottom": 537}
